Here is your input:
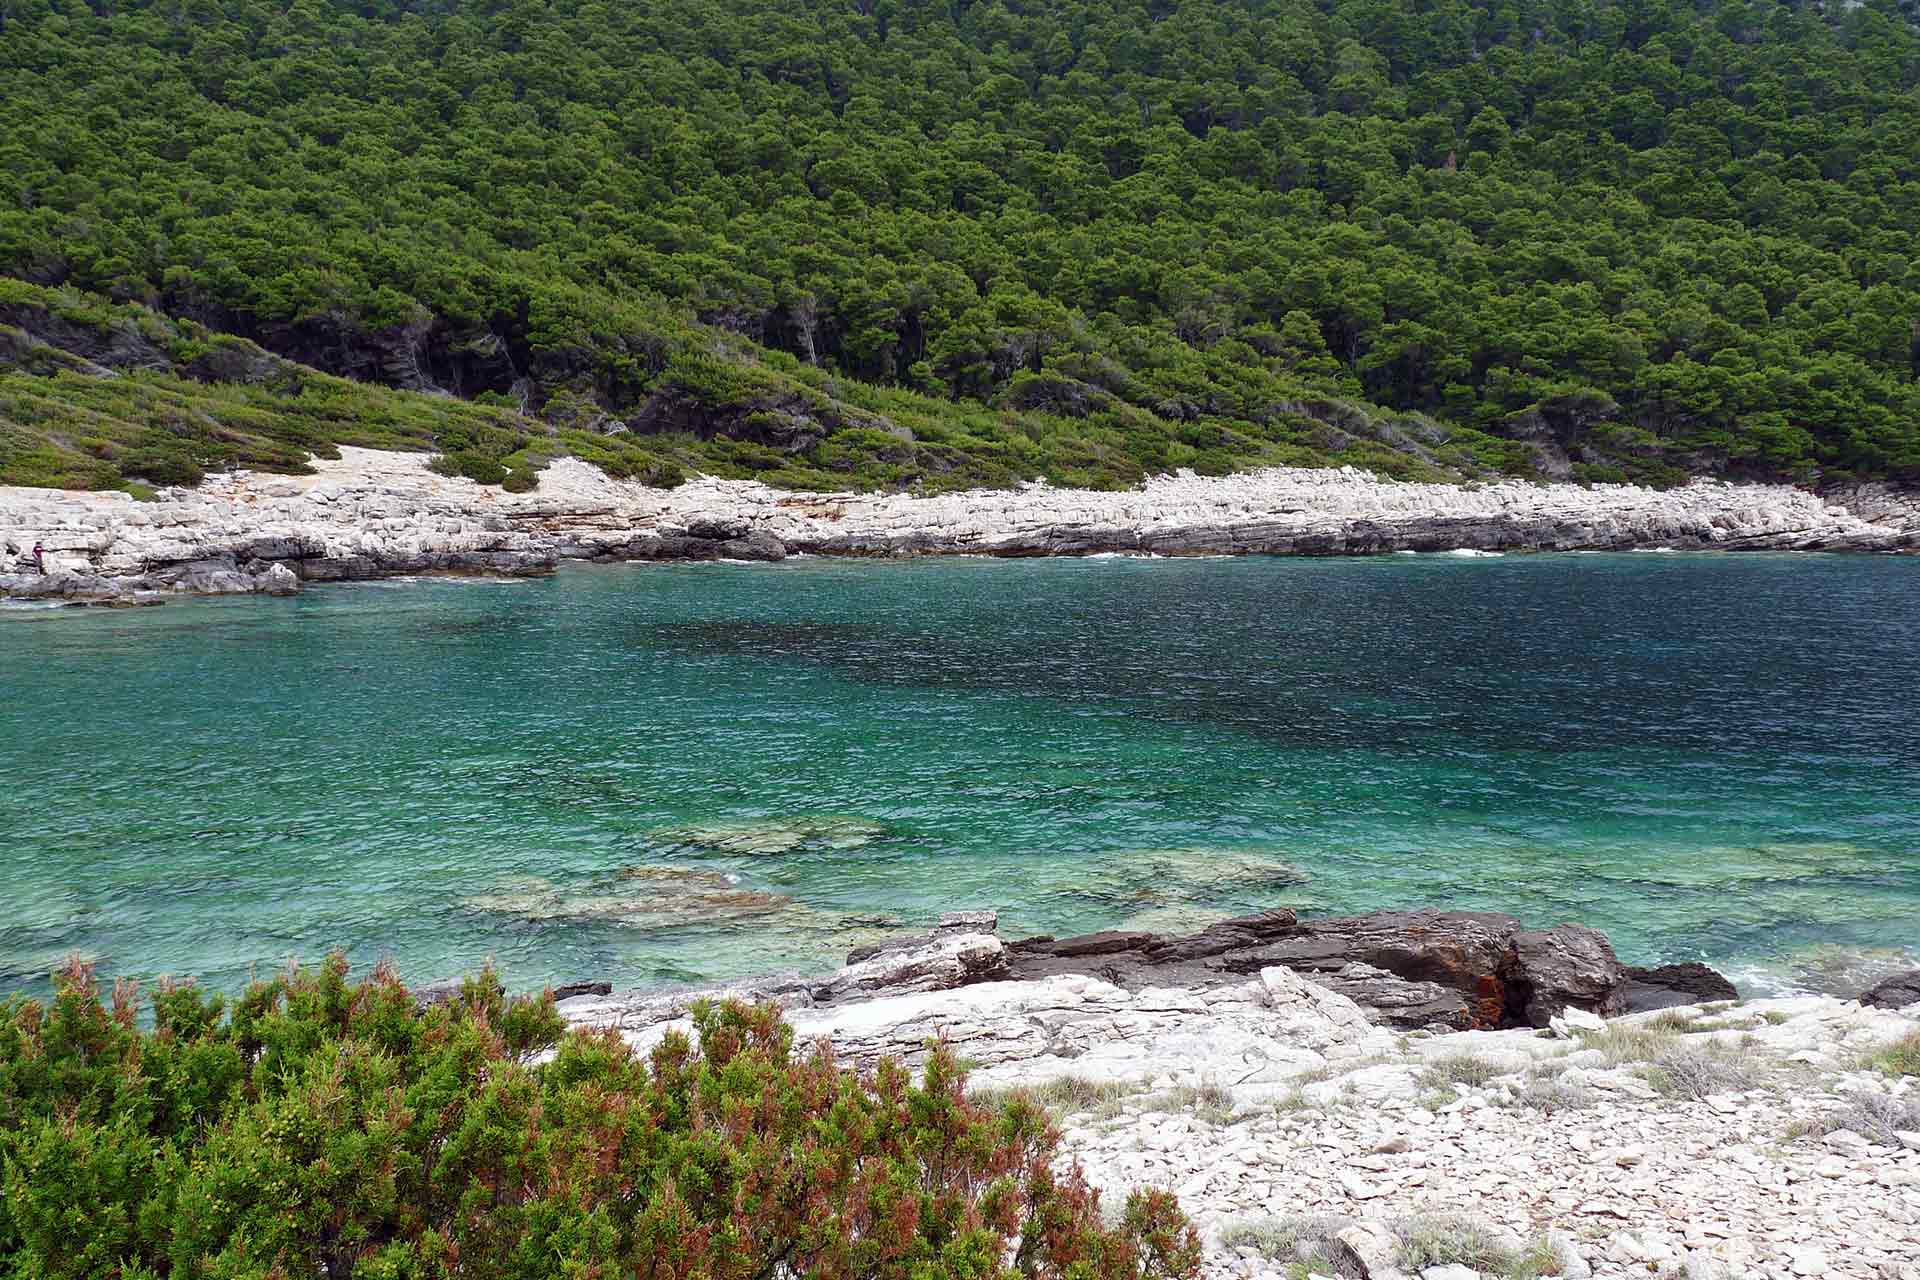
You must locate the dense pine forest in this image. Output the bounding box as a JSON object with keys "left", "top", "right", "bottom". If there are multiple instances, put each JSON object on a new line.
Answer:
{"left": 2, "top": 0, "right": 1919, "bottom": 493}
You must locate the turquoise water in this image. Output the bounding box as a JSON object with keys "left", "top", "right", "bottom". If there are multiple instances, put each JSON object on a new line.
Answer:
{"left": 3, "top": 552, "right": 1917, "bottom": 1003}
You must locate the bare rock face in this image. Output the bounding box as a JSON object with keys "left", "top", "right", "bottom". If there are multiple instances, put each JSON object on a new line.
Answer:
{"left": 1508, "top": 924, "right": 1629, "bottom": 1028}
{"left": 558, "top": 927, "right": 1011, "bottom": 1037}
{"left": 558, "top": 970, "right": 823, "bottom": 1032}
{"left": 1860, "top": 969, "right": 1920, "bottom": 1010}
{"left": 561, "top": 904, "right": 1728, "bottom": 1039}
{"left": 1214, "top": 909, "right": 1525, "bottom": 1028}
{"left": 1306, "top": 961, "right": 1474, "bottom": 1027}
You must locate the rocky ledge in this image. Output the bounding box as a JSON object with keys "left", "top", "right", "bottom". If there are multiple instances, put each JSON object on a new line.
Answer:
{"left": 5, "top": 447, "right": 1917, "bottom": 601}
{"left": 557, "top": 909, "right": 1919, "bottom": 1280}
{"left": 559, "top": 907, "right": 1738, "bottom": 1047}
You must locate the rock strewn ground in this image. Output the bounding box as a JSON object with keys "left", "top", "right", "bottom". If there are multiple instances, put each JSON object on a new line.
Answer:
{"left": 4, "top": 447, "right": 1918, "bottom": 599}
{"left": 1081, "top": 995, "right": 1920, "bottom": 1280}
{"left": 558, "top": 921, "right": 1919, "bottom": 1280}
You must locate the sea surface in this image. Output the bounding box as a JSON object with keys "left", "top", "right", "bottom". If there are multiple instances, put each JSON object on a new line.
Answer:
{"left": 3, "top": 552, "right": 1917, "bottom": 1004}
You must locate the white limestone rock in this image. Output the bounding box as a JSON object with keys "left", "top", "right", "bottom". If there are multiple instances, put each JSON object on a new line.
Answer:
{"left": 7, "top": 447, "right": 1918, "bottom": 600}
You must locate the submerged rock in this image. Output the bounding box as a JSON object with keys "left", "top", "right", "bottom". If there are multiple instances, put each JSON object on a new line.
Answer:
{"left": 1784, "top": 943, "right": 1920, "bottom": 996}
{"left": 654, "top": 816, "right": 888, "bottom": 855}
{"left": 460, "top": 867, "right": 791, "bottom": 929}
{"left": 1123, "top": 846, "right": 1308, "bottom": 893}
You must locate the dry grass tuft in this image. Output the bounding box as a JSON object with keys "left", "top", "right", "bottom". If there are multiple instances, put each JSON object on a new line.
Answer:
{"left": 1869, "top": 1029, "right": 1920, "bottom": 1079}
{"left": 1393, "top": 1214, "right": 1559, "bottom": 1279}
{"left": 1638, "top": 1045, "right": 1764, "bottom": 1100}
{"left": 972, "top": 1075, "right": 1138, "bottom": 1119}
{"left": 1421, "top": 1054, "right": 1505, "bottom": 1090}
{"left": 1499, "top": 1078, "right": 1599, "bottom": 1113}
{"left": 1218, "top": 1214, "right": 1359, "bottom": 1276}
{"left": 1791, "top": 1092, "right": 1920, "bottom": 1146}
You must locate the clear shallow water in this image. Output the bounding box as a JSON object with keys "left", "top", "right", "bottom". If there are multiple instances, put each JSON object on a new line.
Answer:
{"left": 2, "top": 553, "right": 1917, "bottom": 1003}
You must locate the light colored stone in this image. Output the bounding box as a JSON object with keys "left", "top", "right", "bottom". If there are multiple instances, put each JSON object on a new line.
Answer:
{"left": 1789, "top": 1248, "right": 1829, "bottom": 1277}
{"left": 1333, "top": 1221, "right": 1403, "bottom": 1280}
{"left": 1549, "top": 1007, "right": 1607, "bottom": 1037}
{"left": 552, "top": 948, "right": 1920, "bottom": 1280}
{"left": 8, "top": 447, "right": 1920, "bottom": 603}
{"left": 1820, "top": 1129, "right": 1869, "bottom": 1153}
{"left": 1545, "top": 1229, "right": 1592, "bottom": 1280}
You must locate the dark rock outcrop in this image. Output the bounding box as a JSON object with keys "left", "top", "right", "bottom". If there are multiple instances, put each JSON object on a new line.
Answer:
{"left": 1213, "top": 910, "right": 1525, "bottom": 1029}
{"left": 1508, "top": 924, "right": 1629, "bottom": 1027}
{"left": 1003, "top": 908, "right": 1713, "bottom": 1031}
{"left": 565, "top": 905, "right": 1739, "bottom": 1040}
{"left": 1622, "top": 962, "right": 1741, "bottom": 1012}
{"left": 1859, "top": 970, "right": 1920, "bottom": 1009}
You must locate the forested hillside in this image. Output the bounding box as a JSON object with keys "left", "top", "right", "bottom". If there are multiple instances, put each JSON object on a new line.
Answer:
{"left": 3, "top": 0, "right": 1919, "bottom": 494}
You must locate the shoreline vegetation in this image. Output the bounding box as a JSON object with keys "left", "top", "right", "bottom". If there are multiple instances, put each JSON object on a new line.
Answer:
{"left": 4, "top": 443, "right": 1918, "bottom": 604}
{"left": 0, "top": 955, "right": 1204, "bottom": 1280}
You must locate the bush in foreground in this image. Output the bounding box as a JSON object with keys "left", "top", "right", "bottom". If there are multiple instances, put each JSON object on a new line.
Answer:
{"left": 0, "top": 956, "right": 1199, "bottom": 1280}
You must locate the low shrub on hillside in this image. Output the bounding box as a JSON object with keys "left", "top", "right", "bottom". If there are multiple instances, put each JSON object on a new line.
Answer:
{"left": 0, "top": 956, "right": 1200, "bottom": 1280}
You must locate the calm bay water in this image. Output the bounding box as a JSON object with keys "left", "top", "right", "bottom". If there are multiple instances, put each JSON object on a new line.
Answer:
{"left": 2, "top": 552, "right": 1917, "bottom": 1003}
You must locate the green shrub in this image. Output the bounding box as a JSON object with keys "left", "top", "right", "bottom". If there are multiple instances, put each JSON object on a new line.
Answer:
{"left": 0, "top": 957, "right": 1201, "bottom": 1280}
{"left": 430, "top": 449, "right": 510, "bottom": 485}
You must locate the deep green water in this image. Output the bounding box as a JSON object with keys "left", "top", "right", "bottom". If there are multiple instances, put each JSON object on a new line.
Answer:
{"left": 3, "top": 552, "right": 1917, "bottom": 1004}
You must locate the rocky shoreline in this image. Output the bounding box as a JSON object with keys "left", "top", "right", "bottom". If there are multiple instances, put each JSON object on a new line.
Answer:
{"left": 4, "top": 447, "right": 1918, "bottom": 602}
{"left": 550, "top": 908, "right": 1920, "bottom": 1280}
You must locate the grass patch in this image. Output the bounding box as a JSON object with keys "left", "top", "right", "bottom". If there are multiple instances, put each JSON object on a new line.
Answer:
{"left": 1217, "top": 1215, "right": 1356, "bottom": 1276}
{"left": 1641, "top": 1011, "right": 1728, "bottom": 1034}
{"left": 1420, "top": 1054, "right": 1505, "bottom": 1091}
{"left": 971, "top": 1075, "right": 1139, "bottom": 1120}
{"left": 1636, "top": 1045, "right": 1764, "bottom": 1100}
{"left": 1393, "top": 1215, "right": 1557, "bottom": 1279}
{"left": 1869, "top": 1030, "right": 1920, "bottom": 1078}
{"left": 1577, "top": 1023, "right": 1684, "bottom": 1068}
{"left": 1498, "top": 1078, "right": 1598, "bottom": 1113}
{"left": 1138, "top": 1082, "right": 1238, "bottom": 1126}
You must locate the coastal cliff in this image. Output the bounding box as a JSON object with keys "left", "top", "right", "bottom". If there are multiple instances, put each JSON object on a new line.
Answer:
{"left": 4, "top": 447, "right": 1918, "bottom": 602}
